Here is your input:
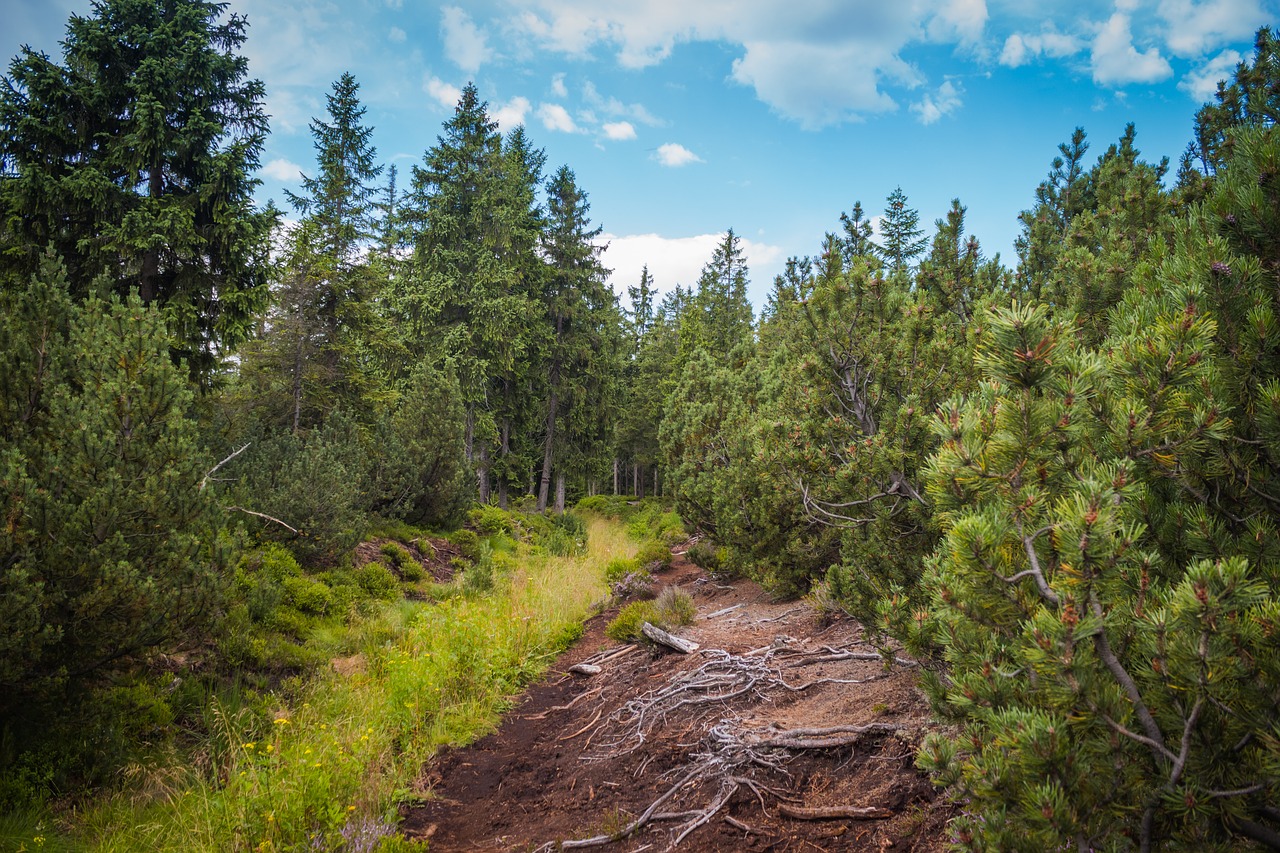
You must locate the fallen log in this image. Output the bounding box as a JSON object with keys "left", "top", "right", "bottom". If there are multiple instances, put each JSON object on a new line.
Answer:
{"left": 780, "top": 804, "right": 893, "bottom": 820}
{"left": 567, "top": 663, "right": 602, "bottom": 676}
{"left": 641, "top": 622, "right": 700, "bottom": 653}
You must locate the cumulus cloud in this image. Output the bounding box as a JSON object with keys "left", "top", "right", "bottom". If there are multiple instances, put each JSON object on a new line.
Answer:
{"left": 601, "top": 232, "right": 784, "bottom": 299}
{"left": 1157, "top": 0, "right": 1268, "bottom": 57}
{"left": 999, "top": 28, "right": 1082, "bottom": 67}
{"left": 653, "top": 143, "right": 702, "bottom": 167}
{"left": 602, "top": 121, "right": 637, "bottom": 140}
{"left": 494, "top": 96, "right": 532, "bottom": 131}
{"left": 1090, "top": 12, "right": 1172, "bottom": 85}
{"left": 911, "top": 80, "right": 963, "bottom": 124}
{"left": 538, "top": 102, "right": 580, "bottom": 132}
{"left": 424, "top": 76, "right": 463, "bottom": 109}
{"left": 551, "top": 72, "right": 568, "bottom": 97}
{"left": 388, "top": 26, "right": 406, "bottom": 43}
{"left": 262, "top": 158, "right": 304, "bottom": 182}
{"left": 440, "top": 6, "right": 491, "bottom": 74}
{"left": 1179, "top": 49, "right": 1242, "bottom": 101}
{"left": 510, "top": 2, "right": 975, "bottom": 128}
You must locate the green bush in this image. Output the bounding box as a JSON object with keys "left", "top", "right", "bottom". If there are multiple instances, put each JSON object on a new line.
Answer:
{"left": 447, "top": 529, "right": 481, "bottom": 562}
{"left": 605, "top": 587, "right": 696, "bottom": 642}
{"left": 603, "top": 557, "right": 642, "bottom": 584}
{"left": 467, "top": 505, "right": 514, "bottom": 536}
{"left": 605, "top": 600, "right": 661, "bottom": 643}
{"left": 634, "top": 540, "right": 673, "bottom": 571}
{"left": 353, "top": 562, "right": 399, "bottom": 600}
{"left": 281, "top": 575, "right": 332, "bottom": 615}
{"left": 685, "top": 540, "right": 720, "bottom": 571}
{"left": 654, "top": 586, "right": 696, "bottom": 626}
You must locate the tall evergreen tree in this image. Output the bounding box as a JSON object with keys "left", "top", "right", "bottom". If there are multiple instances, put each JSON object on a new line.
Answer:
{"left": 0, "top": 0, "right": 273, "bottom": 381}
{"left": 877, "top": 186, "right": 928, "bottom": 274}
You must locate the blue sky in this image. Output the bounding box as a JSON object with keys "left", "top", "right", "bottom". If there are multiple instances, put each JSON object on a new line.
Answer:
{"left": 5, "top": 0, "right": 1277, "bottom": 309}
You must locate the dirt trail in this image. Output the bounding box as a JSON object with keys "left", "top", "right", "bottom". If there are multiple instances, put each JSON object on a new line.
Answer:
{"left": 400, "top": 549, "right": 956, "bottom": 852}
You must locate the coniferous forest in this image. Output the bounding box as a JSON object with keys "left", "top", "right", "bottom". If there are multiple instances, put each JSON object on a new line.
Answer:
{"left": 2, "top": 2, "right": 1279, "bottom": 851}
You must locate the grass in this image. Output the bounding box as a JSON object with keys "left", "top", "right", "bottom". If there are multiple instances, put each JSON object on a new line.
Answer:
{"left": 27, "top": 515, "right": 632, "bottom": 853}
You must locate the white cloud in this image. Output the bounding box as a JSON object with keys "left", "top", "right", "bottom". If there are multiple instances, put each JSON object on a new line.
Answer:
{"left": 925, "top": 0, "right": 988, "bottom": 44}
{"left": 510, "top": 2, "right": 969, "bottom": 128}
{"left": 999, "top": 28, "right": 1081, "bottom": 67}
{"left": 602, "top": 120, "right": 637, "bottom": 140}
{"left": 493, "top": 96, "right": 532, "bottom": 131}
{"left": 1157, "top": 0, "right": 1267, "bottom": 57}
{"left": 1179, "top": 49, "right": 1242, "bottom": 101}
{"left": 440, "top": 6, "right": 491, "bottom": 74}
{"left": 262, "top": 158, "right": 304, "bottom": 182}
{"left": 424, "top": 76, "right": 463, "bottom": 109}
{"left": 388, "top": 26, "right": 406, "bottom": 43}
{"left": 385, "top": 0, "right": 402, "bottom": 8}
{"left": 654, "top": 143, "right": 702, "bottom": 167}
{"left": 601, "top": 232, "right": 784, "bottom": 299}
{"left": 538, "top": 102, "right": 580, "bottom": 132}
{"left": 551, "top": 72, "right": 568, "bottom": 97}
{"left": 1090, "top": 12, "right": 1173, "bottom": 85}
{"left": 911, "top": 80, "right": 963, "bottom": 124}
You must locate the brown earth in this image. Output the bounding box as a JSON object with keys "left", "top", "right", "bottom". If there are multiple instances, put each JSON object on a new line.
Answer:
{"left": 399, "top": 549, "right": 958, "bottom": 852}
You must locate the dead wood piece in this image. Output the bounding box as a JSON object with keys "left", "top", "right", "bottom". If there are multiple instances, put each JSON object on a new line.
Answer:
{"left": 780, "top": 804, "right": 893, "bottom": 821}
{"left": 558, "top": 706, "right": 603, "bottom": 741}
{"left": 525, "top": 686, "right": 602, "bottom": 720}
{"left": 568, "top": 663, "right": 602, "bottom": 676}
{"left": 641, "top": 622, "right": 700, "bottom": 653}
{"left": 704, "top": 604, "right": 743, "bottom": 620}
{"left": 760, "top": 722, "right": 901, "bottom": 751}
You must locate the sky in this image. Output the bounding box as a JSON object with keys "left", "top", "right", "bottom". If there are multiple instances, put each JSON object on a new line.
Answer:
{"left": 4, "top": 0, "right": 1278, "bottom": 309}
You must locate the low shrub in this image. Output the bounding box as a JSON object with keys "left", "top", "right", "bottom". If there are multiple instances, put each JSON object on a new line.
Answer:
{"left": 605, "top": 600, "right": 661, "bottom": 643}
{"left": 282, "top": 575, "right": 333, "bottom": 615}
{"left": 353, "top": 562, "right": 399, "bottom": 599}
{"left": 610, "top": 571, "right": 654, "bottom": 602}
{"left": 447, "top": 529, "right": 481, "bottom": 562}
{"left": 605, "top": 586, "right": 696, "bottom": 642}
{"left": 685, "top": 540, "right": 720, "bottom": 571}
{"left": 467, "top": 505, "right": 514, "bottom": 536}
{"left": 603, "top": 557, "right": 642, "bottom": 584}
{"left": 634, "top": 540, "right": 673, "bottom": 572}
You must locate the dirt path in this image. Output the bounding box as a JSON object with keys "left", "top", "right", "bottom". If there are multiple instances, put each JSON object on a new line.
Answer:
{"left": 399, "top": 550, "right": 956, "bottom": 851}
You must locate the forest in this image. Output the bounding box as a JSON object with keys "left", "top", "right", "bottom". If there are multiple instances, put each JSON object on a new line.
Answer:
{"left": 1, "top": 1, "right": 1279, "bottom": 851}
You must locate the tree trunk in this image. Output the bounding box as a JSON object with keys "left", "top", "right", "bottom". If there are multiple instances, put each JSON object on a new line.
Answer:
{"left": 537, "top": 387, "right": 558, "bottom": 512}
{"left": 477, "top": 444, "right": 490, "bottom": 505}
{"left": 291, "top": 329, "right": 305, "bottom": 435}
{"left": 498, "top": 417, "right": 511, "bottom": 509}
{"left": 613, "top": 458, "right": 619, "bottom": 495}
{"left": 555, "top": 473, "right": 566, "bottom": 514}
{"left": 634, "top": 462, "right": 643, "bottom": 499}
{"left": 140, "top": 164, "right": 162, "bottom": 303}
{"left": 653, "top": 466, "right": 659, "bottom": 498}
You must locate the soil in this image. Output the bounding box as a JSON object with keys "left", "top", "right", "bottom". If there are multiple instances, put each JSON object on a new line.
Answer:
{"left": 399, "top": 547, "right": 958, "bottom": 852}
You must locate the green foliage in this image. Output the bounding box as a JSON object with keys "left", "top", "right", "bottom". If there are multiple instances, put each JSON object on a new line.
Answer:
{"left": 353, "top": 562, "right": 400, "bottom": 600}
{"left": 917, "top": 166, "right": 1280, "bottom": 849}
{"left": 605, "top": 586, "right": 695, "bottom": 643}
{"left": 0, "top": 259, "right": 228, "bottom": 718}
{"left": 603, "top": 557, "right": 643, "bottom": 584}
{"left": 0, "top": 0, "right": 273, "bottom": 382}
{"left": 447, "top": 529, "right": 482, "bottom": 562}
{"left": 469, "top": 505, "right": 515, "bottom": 536}
{"left": 634, "top": 540, "right": 673, "bottom": 571}
{"left": 685, "top": 541, "right": 721, "bottom": 572}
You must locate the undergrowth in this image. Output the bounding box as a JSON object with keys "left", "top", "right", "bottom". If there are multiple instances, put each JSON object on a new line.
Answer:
{"left": 2, "top": 513, "right": 636, "bottom": 852}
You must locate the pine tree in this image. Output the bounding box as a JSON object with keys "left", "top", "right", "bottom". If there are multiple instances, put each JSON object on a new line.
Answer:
{"left": 916, "top": 127, "right": 1280, "bottom": 850}
{"left": 0, "top": 254, "right": 226, "bottom": 714}
{"left": 0, "top": 0, "right": 273, "bottom": 381}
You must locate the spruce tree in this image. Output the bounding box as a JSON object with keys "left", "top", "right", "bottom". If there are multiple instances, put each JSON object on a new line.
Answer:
{"left": 0, "top": 0, "right": 273, "bottom": 381}
{"left": 877, "top": 186, "right": 928, "bottom": 274}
